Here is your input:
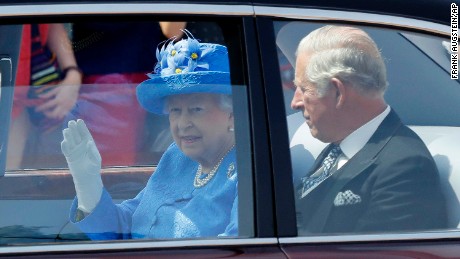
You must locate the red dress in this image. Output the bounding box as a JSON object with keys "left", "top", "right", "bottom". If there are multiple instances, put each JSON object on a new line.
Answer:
{"left": 12, "top": 24, "right": 49, "bottom": 119}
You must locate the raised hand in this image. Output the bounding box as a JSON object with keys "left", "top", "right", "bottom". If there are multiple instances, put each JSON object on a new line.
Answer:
{"left": 61, "top": 119, "right": 103, "bottom": 213}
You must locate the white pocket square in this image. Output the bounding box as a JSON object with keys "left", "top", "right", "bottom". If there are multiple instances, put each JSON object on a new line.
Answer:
{"left": 334, "top": 190, "right": 361, "bottom": 206}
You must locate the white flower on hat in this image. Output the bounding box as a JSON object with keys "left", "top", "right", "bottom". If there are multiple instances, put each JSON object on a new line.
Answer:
{"left": 151, "top": 30, "right": 212, "bottom": 77}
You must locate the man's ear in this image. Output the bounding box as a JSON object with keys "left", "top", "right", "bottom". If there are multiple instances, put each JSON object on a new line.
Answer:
{"left": 228, "top": 112, "right": 234, "bottom": 123}
{"left": 331, "top": 78, "right": 346, "bottom": 108}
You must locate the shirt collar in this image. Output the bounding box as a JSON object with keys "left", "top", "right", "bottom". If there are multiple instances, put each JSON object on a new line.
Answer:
{"left": 339, "top": 106, "right": 391, "bottom": 160}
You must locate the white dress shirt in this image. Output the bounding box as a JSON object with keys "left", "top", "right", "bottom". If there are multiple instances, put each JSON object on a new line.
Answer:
{"left": 336, "top": 106, "right": 391, "bottom": 169}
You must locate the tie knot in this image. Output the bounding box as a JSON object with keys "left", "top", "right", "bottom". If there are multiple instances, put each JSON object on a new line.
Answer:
{"left": 329, "top": 144, "right": 341, "bottom": 159}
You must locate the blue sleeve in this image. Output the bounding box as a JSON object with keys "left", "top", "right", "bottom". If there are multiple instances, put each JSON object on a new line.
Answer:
{"left": 68, "top": 143, "right": 179, "bottom": 240}
{"left": 219, "top": 186, "right": 238, "bottom": 237}
{"left": 69, "top": 187, "right": 145, "bottom": 240}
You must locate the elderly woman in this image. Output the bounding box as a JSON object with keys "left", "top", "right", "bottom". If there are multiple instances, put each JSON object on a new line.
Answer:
{"left": 61, "top": 34, "right": 238, "bottom": 240}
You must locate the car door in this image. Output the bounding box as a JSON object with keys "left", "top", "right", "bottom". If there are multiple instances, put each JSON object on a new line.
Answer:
{"left": 255, "top": 1, "right": 460, "bottom": 257}
{"left": 0, "top": 1, "right": 287, "bottom": 257}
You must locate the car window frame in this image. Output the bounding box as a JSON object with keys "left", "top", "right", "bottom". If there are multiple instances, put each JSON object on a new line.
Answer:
{"left": 254, "top": 5, "right": 460, "bottom": 246}
{"left": 0, "top": 24, "right": 20, "bottom": 177}
{"left": 0, "top": 3, "right": 281, "bottom": 255}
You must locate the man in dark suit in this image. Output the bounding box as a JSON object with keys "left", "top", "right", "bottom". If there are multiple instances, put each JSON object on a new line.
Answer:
{"left": 291, "top": 25, "right": 447, "bottom": 234}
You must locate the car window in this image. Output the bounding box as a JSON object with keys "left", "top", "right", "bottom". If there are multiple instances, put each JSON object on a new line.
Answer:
{"left": 275, "top": 21, "right": 460, "bottom": 235}
{"left": 0, "top": 18, "right": 254, "bottom": 245}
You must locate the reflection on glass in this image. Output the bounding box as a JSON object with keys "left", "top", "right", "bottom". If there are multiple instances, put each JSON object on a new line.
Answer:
{"left": 1, "top": 19, "right": 252, "bottom": 247}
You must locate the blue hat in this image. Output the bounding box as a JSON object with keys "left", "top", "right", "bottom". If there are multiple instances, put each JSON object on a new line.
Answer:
{"left": 136, "top": 33, "right": 231, "bottom": 114}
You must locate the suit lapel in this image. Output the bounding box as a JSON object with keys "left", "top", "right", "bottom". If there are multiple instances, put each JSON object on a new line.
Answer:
{"left": 301, "top": 110, "right": 403, "bottom": 233}
{"left": 338, "top": 110, "right": 402, "bottom": 182}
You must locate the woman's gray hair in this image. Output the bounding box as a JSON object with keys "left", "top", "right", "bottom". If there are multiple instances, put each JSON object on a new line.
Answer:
{"left": 217, "top": 94, "right": 233, "bottom": 113}
{"left": 296, "top": 25, "right": 388, "bottom": 97}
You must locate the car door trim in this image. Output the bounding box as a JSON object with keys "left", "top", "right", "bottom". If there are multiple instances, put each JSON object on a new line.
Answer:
{"left": 254, "top": 6, "right": 449, "bottom": 35}
{"left": 0, "top": 237, "right": 278, "bottom": 254}
{"left": 0, "top": 3, "right": 254, "bottom": 16}
{"left": 279, "top": 230, "right": 460, "bottom": 244}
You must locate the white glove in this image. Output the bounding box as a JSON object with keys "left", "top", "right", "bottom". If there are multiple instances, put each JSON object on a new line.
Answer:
{"left": 61, "top": 119, "right": 103, "bottom": 213}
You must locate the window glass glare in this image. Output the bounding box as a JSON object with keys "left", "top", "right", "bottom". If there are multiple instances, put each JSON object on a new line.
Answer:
{"left": 1, "top": 20, "right": 253, "bottom": 245}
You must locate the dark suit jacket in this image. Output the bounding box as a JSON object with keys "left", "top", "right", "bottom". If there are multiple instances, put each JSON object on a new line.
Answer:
{"left": 296, "top": 110, "right": 447, "bottom": 234}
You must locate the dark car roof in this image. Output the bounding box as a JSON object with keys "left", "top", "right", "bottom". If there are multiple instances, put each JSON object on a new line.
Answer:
{"left": 0, "top": 0, "right": 456, "bottom": 25}
{"left": 254, "top": 0, "right": 455, "bottom": 26}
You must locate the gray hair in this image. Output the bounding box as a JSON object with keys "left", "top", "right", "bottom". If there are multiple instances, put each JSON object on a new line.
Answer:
{"left": 218, "top": 94, "right": 233, "bottom": 113}
{"left": 296, "top": 25, "right": 388, "bottom": 97}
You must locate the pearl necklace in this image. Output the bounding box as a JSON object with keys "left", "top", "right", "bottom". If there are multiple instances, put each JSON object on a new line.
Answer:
{"left": 194, "top": 145, "right": 235, "bottom": 188}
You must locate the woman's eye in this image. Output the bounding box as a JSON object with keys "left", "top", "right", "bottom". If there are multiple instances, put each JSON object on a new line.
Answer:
{"left": 169, "top": 108, "right": 180, "bottom": 114}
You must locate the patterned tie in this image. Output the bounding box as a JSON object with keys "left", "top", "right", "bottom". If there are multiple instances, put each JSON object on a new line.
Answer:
{"left": 300, "top": 144, "right": 342, "bottom": 197}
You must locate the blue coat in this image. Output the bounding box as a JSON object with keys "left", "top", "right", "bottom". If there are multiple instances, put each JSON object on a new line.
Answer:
{"left": 69, "top": 143, "right": 238, "bottom": 240}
